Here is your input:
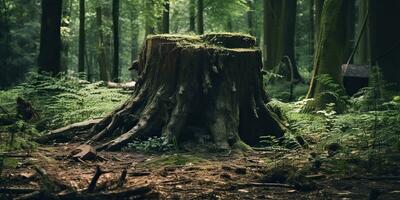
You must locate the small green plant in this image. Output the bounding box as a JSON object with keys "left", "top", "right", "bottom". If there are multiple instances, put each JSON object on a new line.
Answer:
{"left": 123, "top": 136, "right": 175, "bottom": 153}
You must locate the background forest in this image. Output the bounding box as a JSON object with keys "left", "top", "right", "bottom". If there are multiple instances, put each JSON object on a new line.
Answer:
{"left": 0, "top": 0, "right": 400, "bottom": 199}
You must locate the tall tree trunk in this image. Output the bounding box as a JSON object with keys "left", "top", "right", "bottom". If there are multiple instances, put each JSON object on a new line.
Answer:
{"left": 306, "top": 0, "right": 347, "bottom": 109}
{"left": 263, "top": 0, "right": 303, "bottom": 83}
{"left": 196, "top": 0, "right": 204, "bottom": 34}
{"left": 78, "top": 0, "right": 85, "bottom": 74}
{"left": 145, "top": 0, "right": 155, "bottom": 36}
{"left": 344, "top": 0, "right": 355, "bottom": 62}
{"left": 129, "top": 5, "right": 139, "bottom": 62}
{"left": 38, "top": 0, "right": 62, "bottom": 75}
{"left": 162, "top": 0, "right": 170, "bottom": 33}
{"left": 112, "top": 0, "right": 119, "bottom": 82}
{"left": 314, "top": 0, "right": 324, "bottom": 50}
{"left": 370, "top": 0, "right": 400, "bottom": 89}
{"left": 309, "top": 0, "right": 314, "bottom": 58}
{"left": 189, "top": 0, "right": 195, "bottom": 32}
{"left": 247, "top": 0, "right": 255, "bottom": 36}
{"left": 355, "top": 0, "right": 370, "bottom": 65}
{"left": 96, "top": 6, "right": 110, "bottom": 81}
{"left": 61, "top": 0, "right": 71, "bottom": 72}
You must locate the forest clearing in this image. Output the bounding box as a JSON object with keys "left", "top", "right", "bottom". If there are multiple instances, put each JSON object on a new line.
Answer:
{"left": 1, "top": 0, "right": 400, "bottom": 199}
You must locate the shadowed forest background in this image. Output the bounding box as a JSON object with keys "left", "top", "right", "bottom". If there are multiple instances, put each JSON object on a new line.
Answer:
{"left": 0, "top": 0, "right": 400, "bottom": 199}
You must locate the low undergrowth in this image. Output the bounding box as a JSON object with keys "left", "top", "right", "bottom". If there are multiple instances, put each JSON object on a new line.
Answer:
{"left": 0, "top": 72, "right": 130, "bottom": 153}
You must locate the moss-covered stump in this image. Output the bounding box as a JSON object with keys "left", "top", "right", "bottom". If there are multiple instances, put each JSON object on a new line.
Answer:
{"left": 39, "top": 34, "right": 287, "bottom": 151}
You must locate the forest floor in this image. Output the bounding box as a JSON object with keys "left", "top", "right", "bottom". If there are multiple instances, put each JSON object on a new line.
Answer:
{"left": 1, "top": 75, "right": 400, "bottom": 199}
{"left": 1, "top": 142, "right": 399, "bottom": 199}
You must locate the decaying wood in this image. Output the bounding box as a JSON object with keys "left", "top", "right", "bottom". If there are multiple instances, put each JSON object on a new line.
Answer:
{"left": 36, "top": 119, "right": 102, "bottom": 144}
{"left": 87, "top": 166, "right": 103, "bottom": 193}
{"left": 236, "top": 182, "right": 295, "bottom": 189}
{"left": 71, "top": 144, "right": 97, "bottom": 161}
{"left": 48, "top": 33, "right": 287, "bottom": 153}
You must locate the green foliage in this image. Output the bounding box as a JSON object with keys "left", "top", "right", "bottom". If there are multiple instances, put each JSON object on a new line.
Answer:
{"left": 124, "top": 136, "right": 175, "bottom": 153}
{"left": 0, "top": 73, "right": 130, "bottom": 152}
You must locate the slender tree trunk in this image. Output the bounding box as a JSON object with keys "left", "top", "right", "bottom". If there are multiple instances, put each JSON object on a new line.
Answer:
{"left": 355, "top": 0, "right": 370, "bottom": 65}
{"left": 78, "top": 0, "right": 85, "bottom": 74}
{"left": 226, "top": 19, "right": 233, "bottom": 32}
{"left": 112, "top": 0, "right": 119, "bottom": 82}
{"left": 196, "top": 0, "right": 204, "bottom": 34}
{"left": 344, "top": 0, "right": 355, "bottom": 62}
{"left": 309, "top": 0, "right": 314, "bottom": 58}
{"left": 263, "top": 0, "right": 302, "bottom": 83}
{"left": 145, "top": 0, "right": 155, "bottom": 36}
{"left": 162, "top": 0, "right": 170, "bottom": 33}
{"left": 307, "top": 0, "right": 347, "bottom": 105}
{"left": 247, "top": 0, "right": 255, "bottom": 36}
{"left": 314, "top": 0, "right": 324, "bottom": 50}
{"left": 189, "top": 0, "right": 195, "bottom": 32}
{"left": 96, "top": 6, "right": 110, "bottom": 81}
{"left": 38, "top": 0, "right": 62, "bottom": 75}
{"left": 129, "top": 5, "right": 139, "bottom": 62}
{"left": 61, "top": 0, "right": 71, "bottom": 72}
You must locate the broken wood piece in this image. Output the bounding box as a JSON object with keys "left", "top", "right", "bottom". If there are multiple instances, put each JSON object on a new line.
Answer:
{"left": 236, "top": 182, "right": 295, "bottom": 189}
{"left": 71, "top": 144, "right": 97, "bottom": 161}
{"left": 117, "top": 169, "right": 128, "bottom": 188}
{"left": 87, "top": 166, "right": 103, "bottom": 193}
{"left": 128, "top": 171, "right": 151, "bottom": 176}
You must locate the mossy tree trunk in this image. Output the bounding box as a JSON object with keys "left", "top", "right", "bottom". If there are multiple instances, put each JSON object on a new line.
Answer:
{"left": 41, "top": 34, "right": 287, "bottom": 152}
{"left": 306, "top": 0, "right": 347, "bottom": 110}
{"left": 263, "top": 0, "right": 303, "bottom": 83}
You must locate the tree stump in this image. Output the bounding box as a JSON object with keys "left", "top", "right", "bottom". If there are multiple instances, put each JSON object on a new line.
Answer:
{"left": 41, "top": 33, "right": 287, "bottom": 151}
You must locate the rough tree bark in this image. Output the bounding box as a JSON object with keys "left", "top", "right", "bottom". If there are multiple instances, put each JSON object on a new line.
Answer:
{"left": 38, "top": 0, "right": 62, "bottom": 75}
{"left": 39, "top": 34, "right": 287, "bottom": 152}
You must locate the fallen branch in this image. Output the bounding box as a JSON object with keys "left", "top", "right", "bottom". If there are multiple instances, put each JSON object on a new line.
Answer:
{"left": 128, "top": 171, "right": 151, "bottom": 176}
{"left": 236, "top": 182, "right": 295, "bottom": 189}
{"left": 0, "top": 152, "right": 32, "bottom": 158}
{"left": 14, "top": 191, "right": 42, "bottom": 200}
{"left": 107, "top": 81, "right": 136, "bottom": 90}
{"left": 117, "top": 169, "right": 128, "bottom": 188}
{"left": 87, "top": 166, "right": 103, "bottom": 193}
{"left": 0, "top": 188, "right": 38, "bottom": 194}
{"left": 57, "top": 185, "right": 155, "bottom": 200}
